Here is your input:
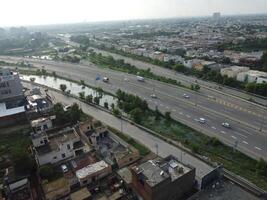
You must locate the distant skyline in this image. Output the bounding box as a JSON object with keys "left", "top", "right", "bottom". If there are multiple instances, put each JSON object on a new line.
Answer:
{"left": 1, "top": 0, "right": 267, "bottom": 27}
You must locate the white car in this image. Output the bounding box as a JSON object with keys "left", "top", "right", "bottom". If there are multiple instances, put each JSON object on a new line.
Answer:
{"left": 61, "top": 164, "right": 68, "bottom": 173}
{"left": 150, "top": 94, "right": 157, "bottom": 99}
{"left": 199, "top": 118, "right": 206, "bottom": 124}
{"left": 103, "top": 77, "right": 109, "bottom": 82}
{"left": 222, "top": 122, "right": 231, "bottom": 128}
{"left": 183, "top": 94, "right": 190, "bottom": 99}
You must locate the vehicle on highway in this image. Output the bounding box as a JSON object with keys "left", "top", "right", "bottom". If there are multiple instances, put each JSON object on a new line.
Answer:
{"left": 61, "top": 164, "right": 68, "bottom": 173}
{"left": 199, "top": 118, "right": 206, "bottom": 124}
{"left": 150, "top": 94, "right": 157, "bottom": 98}
{"left": 183, "top": 94, "right": 190, "bottom": 99}
{"left": 222, "top": 122, "right": 231, "bottom": 128}
{"left": 103, "top": 77, "right": 109, "bottom": 83}
{"left": 124, "top": 78, "right": 129, "bottom": 81}
{"left": 137, "top": 76, "right": 145, "bottom": 82}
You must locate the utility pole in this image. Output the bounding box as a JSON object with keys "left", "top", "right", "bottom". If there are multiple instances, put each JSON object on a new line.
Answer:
{"left": 155, "top": 143, "right": 158, "bottom": 156}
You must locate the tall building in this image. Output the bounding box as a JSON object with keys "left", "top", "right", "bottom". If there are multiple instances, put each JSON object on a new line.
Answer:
{"left": 213, "top": 12, "right": 221, "bottom": 20}
{"left": 0, "top": 67, "right": 26, "bottom": 128}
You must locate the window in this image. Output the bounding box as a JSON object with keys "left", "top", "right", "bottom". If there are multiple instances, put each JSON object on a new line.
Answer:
{"left": 62, "top": 153, "right": 65, "bottom": 158}
{"left": 40, "top": 140, "right": 43, "bottom": 144}
{"left": 43, "top": 124, "right": 48, "bottom": 130}
{"left": 67, "top": 144, "right": 70, "bottom": 150}
{"left": 53, "top": 156, "right": 57, "bottom": 159}
{"left": 83, "top": 180, "right": 87, "bottom": 185}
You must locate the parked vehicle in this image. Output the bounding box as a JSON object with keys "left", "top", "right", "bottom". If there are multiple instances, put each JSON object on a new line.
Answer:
{"left": 137, "top": 76, "right": 145, "bottom": 82}
{"left": 103, "top": 77, "right": 109, "bottom": 82}
{"left": 61, "top": 164, "right": 68, "bottom": 173}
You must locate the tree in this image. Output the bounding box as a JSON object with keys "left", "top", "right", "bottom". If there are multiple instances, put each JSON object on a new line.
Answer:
{"left": 165, "top": 111, "right": 171, "bottom": 120}
{"left": 256, "top": 158, "right": 267, "bottom": 176}
{"left": 80, "top": 80, "right": 85, "bottom": 85}
{"left": 93, "top": 96, "right": 100, "bottom": 105}
{"left": 155, "top": 106, "right": 161, "bottom": 121}
{"left": 112, "top": 108, "right": 121, "bottom": 117}
{"left": 104, "top": 102, "right": 109, "bottom": 109}
{"left": 195, "top": 84, "right": 201, "bottom": 91}
{"left": 79, "top": 91, "right": 85, "bottom": 100}
{"left": 68, "top": 103, "right": 82, "bottom": 124}
{"left": 130, "top": 108, "right": 143, "bottom": 123}
{"left": 59, "top": 84, "right": 67, "bottom": 92}
{"left": 85, "top": 94, "right": 93, "bottom": 103}
{"left": 39, "top": 164, "right": 54, "bottom": 180}
{"left": 52, "top": 71, "right": 57, "bottom": 77}
{"left": 12, "top": 150, "right": 35, "bottom": 175}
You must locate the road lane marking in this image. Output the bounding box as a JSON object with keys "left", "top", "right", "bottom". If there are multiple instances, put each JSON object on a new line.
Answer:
{"left": 242, "top": 141, "right": 248, "bottom": 145}
{"left": 231, "top": 136, "right": 237, "bottom": 140}
{"left": 186, "top": 115, "right": 191, "bottom": 118}
{"left": 220, "top": 131, "right": 226, "bottom": 134}
{"left": 172, "top": 109, "right": 176, "bottom": 112}
{"left": 255, "top": 146, "right": 262, "bottom": 151}
{"left": 160, "top": 104, "right": 164, "bottom": 107}
{"left": 179, "top": 112, "right": 183, "bottom": 115}
{"left": 211, "top": 126, "right": 217, "bottom": 130}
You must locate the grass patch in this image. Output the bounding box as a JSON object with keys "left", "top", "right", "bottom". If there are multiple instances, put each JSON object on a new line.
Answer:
{"left": 138, "top": 110, "right": 267, "bottom": 190}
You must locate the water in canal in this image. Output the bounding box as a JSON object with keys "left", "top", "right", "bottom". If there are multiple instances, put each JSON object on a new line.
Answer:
{"left": 20, "top": 75, "right": 117, "bottom": 108}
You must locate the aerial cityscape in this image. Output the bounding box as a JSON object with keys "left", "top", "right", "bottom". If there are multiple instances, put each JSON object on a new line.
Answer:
{"left": 0, "top": 1, "right": 267, "bottom": 200}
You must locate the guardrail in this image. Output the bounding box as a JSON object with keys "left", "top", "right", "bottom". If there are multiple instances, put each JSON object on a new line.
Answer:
{"left": 224, "top": 169, "right": 267, "bottom": 198}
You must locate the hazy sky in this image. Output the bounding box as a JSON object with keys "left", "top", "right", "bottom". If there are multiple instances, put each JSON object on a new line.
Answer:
{"left": 1, "top": 0, "right": 267, "bottom": 26}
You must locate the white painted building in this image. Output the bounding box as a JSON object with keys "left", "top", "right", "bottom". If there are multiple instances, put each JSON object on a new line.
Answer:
{"left": 257, "top": 76, "right": 267, "bottom": 84}
{"left": 75, "top": 160, "right": 112, "bottom": 186}
{"left": 237, "top": 70, "right": 267, "bottom": 83}
{"left": 220, "top": 66, "right": 249, "bottom": 78}
{"left": 34, "top": 127, "right": 86, "bottom": 166}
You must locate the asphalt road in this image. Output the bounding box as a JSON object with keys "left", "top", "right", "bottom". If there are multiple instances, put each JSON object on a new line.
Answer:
{"left": 91, "top": 48, "right": 267, "bottom": 106}
{"left": 1, "top": 56, "right": 267, "bottom": 160}
{"left": 22, "top": 81, "right": 214, "bottom": 182}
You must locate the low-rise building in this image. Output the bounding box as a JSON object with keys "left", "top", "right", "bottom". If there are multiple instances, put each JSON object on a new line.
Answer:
{"left": 257, "top": 76, "right": 267, "bottom": 84}
{"left": 78, "top": 120, "right": 139, "bottom": 169}
{"left": 31, "top": 115, "right": 55, "bottom": 134}
{"left": 33, "top": 127, "right": 86, "bottom": 166}
{"left": 76, "top": 160, "right": 112, "bottom": 186}
{"left": 220, "top": 66, "right": 249, "bottom": 78}
{"left": 236, "top": 70, "right": 267, "bottom": 83}
{"left": 5, "top": 178, "right": 33, "bottom": 200}
{"left": 131, "top": 155, "right": 196, "bottom": 200}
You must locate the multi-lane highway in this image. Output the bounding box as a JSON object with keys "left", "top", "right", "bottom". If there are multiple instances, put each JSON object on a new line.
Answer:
{"left": 1, "top": 55, "right": 267, "bottom": 160}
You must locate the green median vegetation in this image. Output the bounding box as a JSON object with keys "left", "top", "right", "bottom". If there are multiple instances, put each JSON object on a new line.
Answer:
{"left": 115, "top": 89, "right": 267, "bottom": 190}
{"left": 87, "top": 51, "right": 184, "bottom": 88}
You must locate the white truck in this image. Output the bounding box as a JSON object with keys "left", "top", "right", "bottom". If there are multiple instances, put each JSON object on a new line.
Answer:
{"left": 137, "top": 76, "right": 145, "bottom": 82}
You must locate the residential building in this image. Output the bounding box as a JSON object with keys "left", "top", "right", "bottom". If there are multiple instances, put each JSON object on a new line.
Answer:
{"left": 220, "top": 66, "right": 249, "bottom": 78}
{"left": 5, "top": 178, "right": 33, "bottom": 200}
{"left": 0, "top": 68, "right": 26, "bottom": 128}
{"left": 31, "top": 115, "right": 55, "bottom": 134}
{"left": 131, "top": 155, "right": 196, "bottom": 200}
{"left": 237, "top": 70, "right": 267, "bottom": 83}
{"left": 78, "top": 120, "right": 140, "bottom": 169}
{"left": 33, "top": 127, "right": 86, "bottom": 166}
{"left": 75, "top": 160, "right": 112, "bottom": 186}
{"left": 257, "top": 76, "right": 267, "bottom": 84}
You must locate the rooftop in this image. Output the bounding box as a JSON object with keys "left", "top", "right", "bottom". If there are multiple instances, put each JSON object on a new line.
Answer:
{"left": 133, "top": 156, "right": 192, "bottom": 187}
{"left": 76, "top": 160, "right": 109, "bottom": 179}
{"left": 70, "top": 188, "right": 92, "bottom": 200}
